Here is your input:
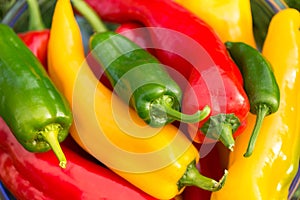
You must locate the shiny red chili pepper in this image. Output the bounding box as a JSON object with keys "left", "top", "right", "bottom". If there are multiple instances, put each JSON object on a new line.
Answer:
{"left": 0, "top": 118, "right": 157, "bottom": 200}
{"left": 84, "top": 0, "right": 250, "bottom": 149}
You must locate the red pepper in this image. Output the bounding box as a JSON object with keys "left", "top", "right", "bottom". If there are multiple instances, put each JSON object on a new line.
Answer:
{"left": 18, "top": 30, "right": 49, "bottom": 67}
{"left": 0, "top": 118, "right": 157, "bottom": 200}
{"left": 84, "top": 0, "right": 250, "bottom": 149}
{"left": 17, "top": 0, "right": 49, "bottom": 67}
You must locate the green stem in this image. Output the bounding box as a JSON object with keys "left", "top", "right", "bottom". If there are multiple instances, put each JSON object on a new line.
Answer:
{"left": 164, "top": 104, "right": 211, "bottom": 123}
{"left": 71, "top": 0, "right": 108, "bottom": 33}
{"left": 244, "top": 104, "right": 270, "bottom": 157}
{"left": 200, "top": 114, "right": 240, "bottom": 151}
{"left": 39, "top": 123, "right": 67, "bottom": 168}
{"left": 178, "top": 160, "right": 228, "bottom": 192}
{"left": 218, "top": 123, "right": 235, "bottom": 151}
{"left": 26, "top": 0, "right": 45, "bottom": 31}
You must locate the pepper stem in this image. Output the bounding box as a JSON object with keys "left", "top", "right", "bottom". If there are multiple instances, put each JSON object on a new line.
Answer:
{"left": 164, "top": 104, "right": 211, "bottom": 123}
{"left": 178, "top": 160, "right": 228, "bottom": 191}
{"left": 71, "top": 0, "right": 108, "bottom": 33}
{"left": 218, "top": 123, "right": 235, "bottom": 151}
{"left": 200, "top": 114, "right": 240, "bottom": 151}
{"left": 151, "top": 94, "right": 211, "bottom": 124}
{"left": 39, "top": 123, "right": 67, "bottom": 168}
{"left": 244, "top": 104, "right": 270, "bottom": 157}
{"left": 26, "top": 0, "right": 45, "bottom": 31}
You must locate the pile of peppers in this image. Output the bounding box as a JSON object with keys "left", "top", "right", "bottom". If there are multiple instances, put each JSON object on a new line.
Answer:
{"left": 0, "top": 0, "right": 299, "bottom": 199}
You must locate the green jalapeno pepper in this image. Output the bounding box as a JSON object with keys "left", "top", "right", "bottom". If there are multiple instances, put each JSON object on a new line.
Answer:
{"left": 0, "top": 24, "right": 73, "bottom": 168}
{"left": 225, "top": 41, "right": 280, "bottom": 157}
{"left": 89, "top": 31, "right": 211, "bottom": 127}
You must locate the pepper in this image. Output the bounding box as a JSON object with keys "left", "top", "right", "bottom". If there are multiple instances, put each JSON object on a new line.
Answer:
{"left": 47, "top": 0, "right": 228, "bottom": 199}
{"left": 84, "top": 0, "right": 244, "bottom": 87}
{"left": 211, "top": 8, "right": 300, "bottom": 199}
{"left": 0, "top": 23, "right": 73, "bottom": 168}
{"left": 73, "top": 0, "right": 210, "bottom": 127}
{"left": 225, "top": 41, "right": 280, "bottom": 157}
{"left": 89, "top": 31, "right": 211, "bottom": 127}
{"left": 0, "top": 118, "right": 157, "bottom": 200}
{"left": 17, "top": 0, "right": 50, "bottom": 67}
{"left": 174, "top": 0, "right": 257, "bottom": 48}
{"left": 84, "top": 0, "right": 250, "bottom": 149}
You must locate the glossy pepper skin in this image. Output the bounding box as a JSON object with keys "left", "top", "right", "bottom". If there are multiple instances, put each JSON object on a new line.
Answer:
{"left": 0, "top": 23, "right": 73, "bottom": 168}
{"left": 17, "top": 0, "right": 50, "bottom": 67}
{"left": 84, "top": 0, "right": 250, "bottom": 149}
{"left": 47, "top": 0, "right": 227, "bottom": 199}
{"left": 71, "top": 0, "right": 210, "bottom": 127}
{"left": 211, "top": 8, "right": 300, "bottom": 199}
{"left": 174, "top": 0, "right": 257, "bottom": 48}
{"left": 0, "top": 118, "right": 157, "bottom": 200}
{"left": 89, "top": 31, "right": 211, "bottom": 127}
{"left": 225, "top": 41, "right": 280, "bottom": 157}
{"left": 84, "top": 0, "right": 244, "bottom": 87}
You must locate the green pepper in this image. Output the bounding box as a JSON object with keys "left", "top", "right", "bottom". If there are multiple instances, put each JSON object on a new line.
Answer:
{"left": 225, "top": 41, "right": 280, "bottom": 157}
{"left": 89, "top": 31, "right": 211, "bottom": 127}
{"left": 0, "top": 23, "right": 73, "bottom": 168}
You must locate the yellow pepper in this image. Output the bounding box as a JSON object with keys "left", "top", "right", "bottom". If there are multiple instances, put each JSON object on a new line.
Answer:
{"left": 174, "top": 0, "right": 257, "bottom": 48}
{"left": 211, "top": 8, "right": 300, "bottom": 200}
{"left": 47, "top": 0, "right": 227, "bottom": 199}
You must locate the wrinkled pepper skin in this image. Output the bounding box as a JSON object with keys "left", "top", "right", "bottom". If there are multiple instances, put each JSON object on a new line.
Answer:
{"left": 0, "top": 118, "right": 157, "bottom": 200}
{"left": 0, "top": 24, "right": 73, "bottom": 168}
{"left": 211, "top": 8, "right": 300, "bottom": 200}
{"left": 47, "top": 0, "right": 227, "bottom": 199}
{"left": 174, "top": 0, "right": 257, "bottom": 48}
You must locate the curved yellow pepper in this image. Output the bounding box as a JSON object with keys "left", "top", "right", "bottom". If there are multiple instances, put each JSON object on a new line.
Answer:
{"left": 211, "top": 8, "right": 300, "bottom": 200}
{"left": 47, "top": 0, "right": 227, "bottom": 199}
{"left": 174, "top": 0, "right": 257, "bottom": 48}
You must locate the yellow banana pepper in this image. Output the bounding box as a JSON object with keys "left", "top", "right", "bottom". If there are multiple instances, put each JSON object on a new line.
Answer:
{"left": 211, "top": 8, "right": 300, "bottom": 200}
{"left": 47, "top": 0, "right": 227, "bottom": 199}
{"left": 174, "top": 0, "right": 257, "bottom": 48}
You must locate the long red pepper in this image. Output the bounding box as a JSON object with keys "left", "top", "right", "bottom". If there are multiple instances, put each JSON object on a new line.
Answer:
{"left": 17, "top": 0, "right": 49, "bottom": 67}
{"left": 0, "top": 118, "right": 158, "bottom": 200}
{"left": 84, "top": 0, "right": 250, "bottom": 149}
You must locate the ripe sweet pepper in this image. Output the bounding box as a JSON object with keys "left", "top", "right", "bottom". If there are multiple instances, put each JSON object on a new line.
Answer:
{"left": 47, "top": 0, "right": 227, "bottom": 199}
{"left": 174, "top": 0, "right": 257, "bottom": 48}
{"left": 211, "top": 8, "right": 300, "bottom": 199}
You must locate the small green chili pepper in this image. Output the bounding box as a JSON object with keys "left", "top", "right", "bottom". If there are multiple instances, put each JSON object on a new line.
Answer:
{"left": 89, "top": 31, "right": 211, "bottom": 127}
{"left": 0, "top": 24, "right": 73, "bottom": 168}
{"left": 225, "top": 41, "right": 280, "bottom": 157}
